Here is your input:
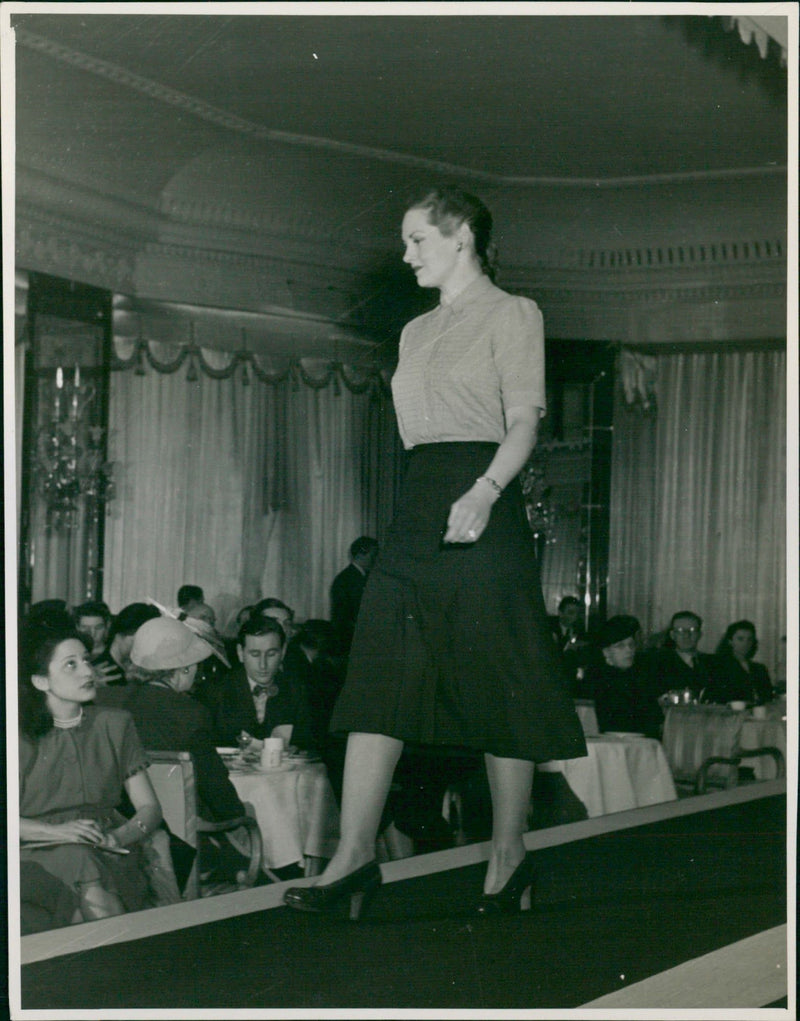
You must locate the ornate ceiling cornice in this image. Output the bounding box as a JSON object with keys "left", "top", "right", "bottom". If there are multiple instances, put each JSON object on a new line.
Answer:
{"left": 516, "top": 237, "right": 785, "bottom": 275}
{"left": 16, "top": 206, "right": 136, "bottom": 293}
{"left": 526, "top": 279, "right": 785, "bottom": 308}
{"left": 18, "top": 192, "right": 786, "bottom": 340}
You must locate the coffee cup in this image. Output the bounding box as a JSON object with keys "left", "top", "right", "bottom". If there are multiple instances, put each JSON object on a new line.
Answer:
{"left": 729, "top": 700, "right": 747, "bottom": 712}
{"left": 752, "top": 705, "right": 767, "bottom": 720}
{"left": 261, "top": 737, "right": 285, "bottom": 770}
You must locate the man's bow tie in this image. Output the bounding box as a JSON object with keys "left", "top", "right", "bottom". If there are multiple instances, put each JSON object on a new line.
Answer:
{"left": 252, "top": 683, "right": 277, "bottom": 695}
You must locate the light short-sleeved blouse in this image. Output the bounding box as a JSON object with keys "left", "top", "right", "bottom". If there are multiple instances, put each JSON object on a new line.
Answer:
{"left": 391, "top": 274, "right": 546, "bottom": 449}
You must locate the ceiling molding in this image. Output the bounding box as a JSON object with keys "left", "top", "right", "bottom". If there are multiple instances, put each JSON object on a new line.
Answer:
{"left": 510, "top": 237, "right": 785, "bottom": 276}
{"left": 14, "top": 25, "right": 786, "bottom": 189}
{"left": 17, "top": 194, "right": 786, "bottom": 344}
{"left": 17, "top": 157, "right": 164, "bottom": 226}
{"left": 527, "top": 280, "right": 786, "bottom": 308}
{"left": 16, "top": 209, "right": 137, "bottom": 293}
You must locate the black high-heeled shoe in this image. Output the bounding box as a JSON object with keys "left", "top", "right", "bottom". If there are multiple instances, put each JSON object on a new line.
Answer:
{"left": 476, "top": 855, "right": 536, "bottom": 915}
{"left": 284, "top": 861, "right": 381, "bottom": 920}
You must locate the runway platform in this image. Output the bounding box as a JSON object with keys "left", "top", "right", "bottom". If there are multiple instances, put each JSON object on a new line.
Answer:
{"left": 15, "top": 779, "right": 790, "bottom": 1014}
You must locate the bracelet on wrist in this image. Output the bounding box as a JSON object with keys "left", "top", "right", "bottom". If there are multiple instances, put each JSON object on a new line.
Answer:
{"left": 476, "top": 475, "right": 503, "bottom": 498}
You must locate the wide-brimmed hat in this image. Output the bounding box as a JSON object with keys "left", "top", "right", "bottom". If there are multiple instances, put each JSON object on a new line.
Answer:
{"left": 179, "top": 614, "right": 231, "bottom": 669}
{"left": 130, "top": 617, "right": 214, "bottom": 670}
{"left": 596, "top": 615, "right": 640, "bottom": 650}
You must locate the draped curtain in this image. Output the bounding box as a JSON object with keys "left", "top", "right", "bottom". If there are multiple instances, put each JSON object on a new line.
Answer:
{"left": 103, "top": 365, "right": 400, "bottom": 633}
{"left": 608, "top": 347, "right": 786, "bottom": 675}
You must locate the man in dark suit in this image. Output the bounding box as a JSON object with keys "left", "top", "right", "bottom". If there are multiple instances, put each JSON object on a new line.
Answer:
{"left": 330, "top": 536, "right": 379, "bottom": 656}
{"left": 547, "top": 595, "right": 591, "bottom": 690}
{"left": 198, "top": 616, "right": 311, "bottom": 749}
{"left": 641, "top": 610, "right": 716, "bottom": 701}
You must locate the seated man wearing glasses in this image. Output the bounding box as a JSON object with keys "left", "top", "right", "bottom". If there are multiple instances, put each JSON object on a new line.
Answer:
{"left": 642, "top": 610, "right": 716, "bottom": 701}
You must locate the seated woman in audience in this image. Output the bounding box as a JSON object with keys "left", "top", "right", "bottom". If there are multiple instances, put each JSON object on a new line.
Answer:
{"left": 701, "top": 620, "right": 774, "bottom": 706}
{"left": 126, "top": 616, "right": 255, "bottom": 885}
{"left": 583, "top": 615, "right": 663, "bottom": 739}
{"left": 19, "top": 623, "right": 162, "bottom": 928}
{"left": 126, "top": 616, "right": 248, "bottom": 825}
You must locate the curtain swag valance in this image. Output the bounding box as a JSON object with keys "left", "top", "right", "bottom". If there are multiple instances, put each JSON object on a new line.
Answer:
{"left": 111, "top": 336, "right": 392, "bottom": 396}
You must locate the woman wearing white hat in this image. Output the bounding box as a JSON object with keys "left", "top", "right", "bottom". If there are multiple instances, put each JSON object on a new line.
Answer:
{"left": 127, "top": 617, "right": 247, "bottom": 825}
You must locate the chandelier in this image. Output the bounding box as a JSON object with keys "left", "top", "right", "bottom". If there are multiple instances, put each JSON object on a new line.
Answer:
{"left": 33, "top": 365, "right": 114, "bottom": 530}
{"left": 519, "top": 449, "right": 556, "bottom": 547}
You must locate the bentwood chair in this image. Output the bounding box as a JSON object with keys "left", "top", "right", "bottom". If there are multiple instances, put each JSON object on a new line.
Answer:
{"left": 661, "top": 705, "right": 786, "bottom": 795}
{"left": 147, "top": 750, "right": 263, "bottom": 897}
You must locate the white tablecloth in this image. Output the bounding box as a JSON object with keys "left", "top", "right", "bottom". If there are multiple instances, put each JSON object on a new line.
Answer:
{"left": 538, "top": 734, "right": 678, "bottom": 818}
{"left": 229, "top": 761, "right": 340, "bottom": 869}
{"left": 740, "top": 710, "right": 787, "bottom": 781}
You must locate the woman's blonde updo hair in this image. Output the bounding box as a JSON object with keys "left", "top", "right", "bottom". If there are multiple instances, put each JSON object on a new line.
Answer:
{"left": 407, "top": 186, "right": 498, "bottom": 281}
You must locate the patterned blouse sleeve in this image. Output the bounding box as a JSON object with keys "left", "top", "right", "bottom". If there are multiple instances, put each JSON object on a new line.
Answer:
{"left": 492, "top": 296, "right": 546, "bottom": 415}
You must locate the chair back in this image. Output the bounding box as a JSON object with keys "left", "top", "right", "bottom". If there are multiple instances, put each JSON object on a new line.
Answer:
{"left": 146, "top": 750, "right": 199, "bottom": 898}
{"left": 661, "top": 705, "right": 744, "bottom": 788}
{"left": 147, "top": 749, "right": 263, "bottom": 894}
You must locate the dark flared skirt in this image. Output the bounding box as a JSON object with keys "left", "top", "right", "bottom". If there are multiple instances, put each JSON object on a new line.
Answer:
{"left": 331, "top": 442, "right": 587, "bottom": 762}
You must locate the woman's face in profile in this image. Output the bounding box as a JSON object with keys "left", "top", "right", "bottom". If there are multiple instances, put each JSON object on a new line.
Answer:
{"left": 401, "top": 208, "right": 460, "bottom": 291}
{"left": 172, "top": 662, "right": 199, "bottom": 693}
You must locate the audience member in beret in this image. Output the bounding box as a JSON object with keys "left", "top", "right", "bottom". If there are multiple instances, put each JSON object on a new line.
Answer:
{"left": 583, "top": 615, "right": 664, "bottom": 739}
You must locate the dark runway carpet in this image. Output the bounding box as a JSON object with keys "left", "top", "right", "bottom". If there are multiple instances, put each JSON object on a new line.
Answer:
{"left": 22, "top": 794, "right": 786, "bottom": 1010}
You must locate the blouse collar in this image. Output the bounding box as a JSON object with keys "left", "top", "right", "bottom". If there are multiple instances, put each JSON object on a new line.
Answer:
{"left": 439, "top": 273, "right": 495, "bottom": 312}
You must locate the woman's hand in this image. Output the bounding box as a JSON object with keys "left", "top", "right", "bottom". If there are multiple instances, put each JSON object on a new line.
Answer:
{"left": 48, "top": 819, "right": 108, "bottom": 845}
{"left": 98, "top": 829, "right": 122, "bottom": 850}
{"left": 444, "top": 482, "right": 496, "bottom": 544}
{"left": 93, "top": 660, "right": 120, "bottom": 684}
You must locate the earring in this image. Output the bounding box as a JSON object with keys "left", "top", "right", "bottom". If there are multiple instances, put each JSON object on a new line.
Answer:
{"left": 457, "top": 242, "right": 463, "bottom": 252}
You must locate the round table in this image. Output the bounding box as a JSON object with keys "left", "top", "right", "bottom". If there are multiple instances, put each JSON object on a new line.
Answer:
{"left": 740, "top": 703, "right": 787, "bottom": 780}
{"left": 228, "top": 759, "right": 340, "bottom": 871}
{"left": 538, "top": 734, "right": 678, "bottom": 818}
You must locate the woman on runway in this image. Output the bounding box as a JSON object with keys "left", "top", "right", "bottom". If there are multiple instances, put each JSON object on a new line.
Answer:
{"left": 285, "top": 186, "right": 586, "bottom": 918}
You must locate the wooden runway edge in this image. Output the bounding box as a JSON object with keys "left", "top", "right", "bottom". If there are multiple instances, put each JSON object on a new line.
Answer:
{"left": 580, "top": 924, "right": 789, "bottom": 1010}
{"left": 18, "top": 778, "right": 787, "bottom": 965}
